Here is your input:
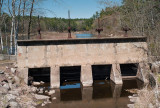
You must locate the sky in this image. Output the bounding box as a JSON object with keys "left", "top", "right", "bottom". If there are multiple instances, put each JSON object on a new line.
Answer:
{"left": 39, "top": 0, "right": 122, "bottom": 19}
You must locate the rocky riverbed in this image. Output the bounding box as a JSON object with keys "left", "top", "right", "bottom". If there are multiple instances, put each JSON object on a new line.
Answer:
{"left": 0, "top": 64, "right": 54, "bottom": 108}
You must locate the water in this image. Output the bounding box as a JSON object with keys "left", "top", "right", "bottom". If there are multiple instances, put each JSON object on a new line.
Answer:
{"left": 76, "top": 33, "right": 93, "bottom": 38}
{"left": 37, "top": 79, "right": 144, "bottom": 108}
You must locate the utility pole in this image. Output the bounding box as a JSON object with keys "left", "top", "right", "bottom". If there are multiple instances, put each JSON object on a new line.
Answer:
{"left": 68, "top": 10, "right": 72, "bottom": 38}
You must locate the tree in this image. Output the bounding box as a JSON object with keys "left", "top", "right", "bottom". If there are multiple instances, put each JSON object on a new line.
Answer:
{"left": 0, "top": 0, "right": 4, "bottom": 52}
{"left": 28, "top": 0, "right": 35, "bottom": 39}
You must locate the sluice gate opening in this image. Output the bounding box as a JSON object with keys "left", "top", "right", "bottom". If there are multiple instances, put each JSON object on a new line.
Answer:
{"left": 92, "top": 65, "right": 112, "bottom": 80}
{"left": 28, "top": 67, "right": 50, "bottom": 85}
{"left": 120, "top": 63, "right": 138, "bottom": 76}
{"left": 60, "top": 66, "right": 82, "bottom": 101}
{"left": 60, "top": 66, "right": 81, "bottom": 85}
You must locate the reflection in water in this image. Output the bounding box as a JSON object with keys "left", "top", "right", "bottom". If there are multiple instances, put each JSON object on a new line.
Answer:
{"left": 37, "top": 79, "right": 144, "bottom": 108}
{"left": 93, "top": 80, "right": 112, "bottom": 99}
{"left": 60, "top": 82, "right": 82, "bottom": 101}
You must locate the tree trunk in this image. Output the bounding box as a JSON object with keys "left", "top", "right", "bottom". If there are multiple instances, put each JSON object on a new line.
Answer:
{"left": 15, "top": 0, "right": 21, "bottom": 55}
{"left": 22, "top": 0, "right": 26, "bottom": 38}
{"left": 28, "top": 0, "right": 35, "bottom": 39}
{"left": 0, "top": 28, "right": 3, "bottom": 52}
{"left": 10, "top": 19, "right": 14, "bottom": 54}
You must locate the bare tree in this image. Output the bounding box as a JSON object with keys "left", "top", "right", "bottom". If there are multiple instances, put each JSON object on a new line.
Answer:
{"left": 22, "top": 0, "right": 26, "bottom": 36}
{"left": 28, "top": 0, "right": 35, "bottom": 39}
{"left": 0, "top": 0, "right": 4, "bottom": 52}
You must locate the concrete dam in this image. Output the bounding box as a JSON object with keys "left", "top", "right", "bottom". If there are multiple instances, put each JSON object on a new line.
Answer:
{"left": 17, "top": 36, "right": 149, "bottom": 88}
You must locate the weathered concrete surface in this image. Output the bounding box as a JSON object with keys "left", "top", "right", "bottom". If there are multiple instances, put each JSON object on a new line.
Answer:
{"left": 81, "top": 65, "right": 93, "bottom": 87}
{"left": 51, "top": 66, "right": 60, "bottom": 88}
{"left": 110, "top": 64, "right": 123, "bottom": 84}
{"left": 17, "top": 37, "right": 148, "bottom": 88}
{"left": 136, "top": 63, "right": 150, "bottom": 83}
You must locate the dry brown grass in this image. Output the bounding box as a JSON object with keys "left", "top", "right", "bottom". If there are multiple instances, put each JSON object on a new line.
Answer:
{"left": 134, "top": 88, "right": 157, "bottom": 108}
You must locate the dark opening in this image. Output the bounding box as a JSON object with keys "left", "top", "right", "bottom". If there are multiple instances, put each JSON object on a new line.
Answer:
{"left": 120, "top": 63, "right": 138, "bottom": 76}
{"left": 92, "top": 65, "right": 112, "bottom": 80}
{"left": 60, "top": 66, "right": 81, "bottom": 85}
{"left": 60, "top": 66, "right": 82, "bottom": 101}
{"left": 28, "top": 67, "right": 50, "bottom": 85}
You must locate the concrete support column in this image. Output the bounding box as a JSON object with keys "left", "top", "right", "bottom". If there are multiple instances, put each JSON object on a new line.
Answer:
{"left": 110, "top": 64, "right": 123, "bottom": 85}
{"left": 81, "top": 64, "right": 93, "bottom": 87}
{"left": 51, "top": 66, "right": 60, "bottom": 88}
{"left": 82, "top": 87, "right": 93, "bottom": 101}
{"left": 17, "top": 67, "right": 28, "bottom": 84}
{"left": 136, "top": 63, "right": 148, "bottom": 83}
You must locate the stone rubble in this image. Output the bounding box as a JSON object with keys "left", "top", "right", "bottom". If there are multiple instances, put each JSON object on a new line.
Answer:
{"left": 0, "top": 64, "right": 55, "bottom": 108}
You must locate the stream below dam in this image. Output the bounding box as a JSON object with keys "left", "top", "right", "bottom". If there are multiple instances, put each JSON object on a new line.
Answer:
{"left": 36, "top": 79, "right": 144, "bottom": 108}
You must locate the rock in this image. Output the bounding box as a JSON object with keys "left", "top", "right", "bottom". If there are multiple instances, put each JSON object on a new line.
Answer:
{"left": 13, "top": 76, "right": 20, "bottom": 85}
{"left": 31, "top": 87, "right": 37, "bottom": 93}
{"left": 148, "top": 103, "right": 154, "bottom": 108}
{"left": 8, "top": 76, "right": 12, "bottom": 80}
{"left": 132, "top": 94, "right": 138, "bottom": 97}
{"left": 0, "top": 87, "right": 8, "bottom": 94}
{"left": 40, "top": 81, "right": 45, "bottom": 84}
{"left": 6, "top": 66, "right": 9, "bottom": 69}
{"left": 0, "top": 74, "right": 6, "bottom": 82}
{"left": 151, "top": 62, "right": 160, "bottom": 74}
{"left": 6, "top": 94, "right": 17, "bottom": 101}
{"left": 127, "top": 104, "right": 135, "bottom": 108}
{"left": 41, "top": 103, "right": 45, "bottom": 106}
{"left": 3, "top": 83, "right": 10, "bottom": 90}
{"left": 38, "top": 88, "right": 44, "bottom": 94}
{"left": 45, "top": 90, "right": 48, "bottom": 94}
{"left": 9, "top": 90, "right": 19, "bottom": 96}
{"left": 52, "top": 97, "right": 56, "bottom": 100}
{"left": 9, "top": 100, "right": 20, "bottom": 108}
{"left": 9, "top": 82, "right": 13, "bottom": 90}
{"left": 130, "top": 98, "right": 137, "bottom": 103}
{"left": 34, "top": 94, "right": 50, "bottom": 100}
{"left": 11, "top": 68, "right": 16, "bottom": 74}
{"left": 0, "top": 70, "right": 4, "bottom": 74}
{"left": 32, "top": 82, "right": 41, "bottom": 86}
{"left": 48, "top": 90, "right": 55, "bottom": 95}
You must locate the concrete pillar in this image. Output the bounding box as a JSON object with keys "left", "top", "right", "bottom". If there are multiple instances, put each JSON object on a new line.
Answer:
{"left": 110, "top": 64, "right": 123, "bottom": 85}
{"left": 82, "top": 87, "right": 93, "bottom": 101}
{"left": 110, "top": 81, "right": 122, "bottom": 98}
{"left": 136, "top": 63, "right": 148, "bottom": 83}
{"left": 51, "top": 66, "right": 60, "bottom": 88}
{"left": 81, "top": 64, "right": 93, "bottom": 87}
{"left": 17, "top": 67, "right": 28, "bottom": 84}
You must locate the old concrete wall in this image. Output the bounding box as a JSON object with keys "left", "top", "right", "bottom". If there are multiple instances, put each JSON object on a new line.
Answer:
{"left": 17, "top": 42, "right": 148, "bottom": 68}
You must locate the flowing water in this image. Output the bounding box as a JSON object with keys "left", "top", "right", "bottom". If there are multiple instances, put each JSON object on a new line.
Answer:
{"left": 37, "top": 79, "right": 144, "bottom": 108}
